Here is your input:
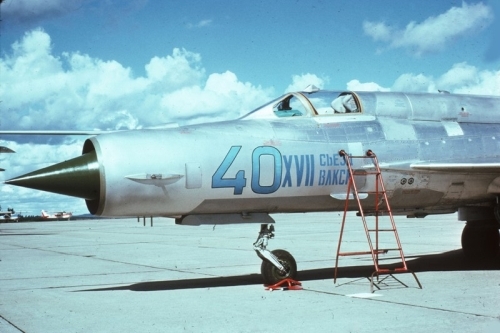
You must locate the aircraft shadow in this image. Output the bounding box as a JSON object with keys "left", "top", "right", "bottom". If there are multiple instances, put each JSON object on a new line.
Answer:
{"left": 80, "top": 249, "right": 499, "bottom": 292}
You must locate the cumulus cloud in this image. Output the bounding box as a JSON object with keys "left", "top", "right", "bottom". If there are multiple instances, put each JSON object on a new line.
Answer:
{"left": 363, "top": 2, "right": 493, "bottom": 56}
{"left": 161, "top": 71, "right": 273, "bottom": 122}
{"left": 0, "top": 0, "right": 84, "bottom": 23}
{"left": 391, "top": 73, "right": 437, "bottom": 92}
{"left": 0, "top": 28, "right": 274, "bottom": 133}
{"left": 437, "top": 62, "right": 500, "bottom": 95}
{"left": 284, "top": 73, "right": 328, "bottom": 93}
{"left": 346, "top": 80, "right": 390, "bottom": 92}
{"left": 350, "top": 62, "right": 500, "bottom": 95}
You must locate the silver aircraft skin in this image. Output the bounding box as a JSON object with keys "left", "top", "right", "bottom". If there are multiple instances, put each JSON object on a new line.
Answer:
{"left": 5, "top": 88, "right": 500, "bottom": 283}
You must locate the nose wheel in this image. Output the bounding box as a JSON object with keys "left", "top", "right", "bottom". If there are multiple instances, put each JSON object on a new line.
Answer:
{"left": 260, "top": 249, "right": 297, "bottom": 284}
{"left": 253, "top": 224, "right": 298, "bottom": 284}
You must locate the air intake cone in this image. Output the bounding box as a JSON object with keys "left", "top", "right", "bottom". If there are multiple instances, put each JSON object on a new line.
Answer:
{"left": 5, "top": 151, "right": 100, "bottom": 200}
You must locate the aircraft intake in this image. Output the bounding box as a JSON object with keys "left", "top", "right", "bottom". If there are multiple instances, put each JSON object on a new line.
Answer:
{"left": 5, "top": 150, "right": 100, "bottom": 201}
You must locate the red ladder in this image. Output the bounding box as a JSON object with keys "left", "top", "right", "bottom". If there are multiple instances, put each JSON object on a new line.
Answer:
{"left": 334, "top": 150, "right": 421, "bottom": 292}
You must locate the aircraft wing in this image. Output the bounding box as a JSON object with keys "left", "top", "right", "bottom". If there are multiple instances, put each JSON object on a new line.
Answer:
{"left": 0, "top": 130, "right": 105, "bottom": 135}
{"left": 0, "top": 124, "right": 179, "bottom": 136}
{"left": 410, "top": 163, "right": 500, "bottom": 173}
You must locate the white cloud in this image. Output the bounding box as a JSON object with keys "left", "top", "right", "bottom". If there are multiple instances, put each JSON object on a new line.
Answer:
{"left": 0, "top": 29, "right": 273, "bottom": 132}
{"left": 145, "top": 49, "right": 204, "bottom": 88}
{"left": 346, "top": 80, "right": 390, "bottom": 92}
{"left": 160, "top": 71, "right": 273, "bottom": 123}
{"left": 187, "top": 19, "right": 213, "bottom": 29}
{"left": 0, "top": 0, "right": 84, "bottom": 23}
{"left": 392, "top": 73, "right": 436, "bottom": 92}
{"left": 284, "top": 73, "right": 328, "bottom": 93}
{"left": 389, "top": 63, "right": 500, "bottom": 95}
{"left": 346, "top": 63, "right": 499, "bottom": 95}
{"left": 363, "top": 2, "right": 493, "bottom": 56}
{"left": 440, "top": 64, "right": 500, "bottom": 95}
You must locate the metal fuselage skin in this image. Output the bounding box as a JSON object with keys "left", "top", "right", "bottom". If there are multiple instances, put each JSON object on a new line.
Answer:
{"left": 79, "top": 90, "right": 500, "bottom": 219}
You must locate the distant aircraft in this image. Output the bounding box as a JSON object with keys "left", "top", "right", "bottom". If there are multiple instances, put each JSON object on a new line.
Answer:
{"left": 4, "top": 87, "right": 500, "bottom": 283}
{"left": 41, "top": 210, "right": 72, "bottom": 220}
{"left": 0, "top": 207, "right": 20, "bottom": 222}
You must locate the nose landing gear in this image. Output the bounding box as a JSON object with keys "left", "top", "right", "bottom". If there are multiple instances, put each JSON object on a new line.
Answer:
{"left": 253, "top": 224, "right": 297, "bottom": 285}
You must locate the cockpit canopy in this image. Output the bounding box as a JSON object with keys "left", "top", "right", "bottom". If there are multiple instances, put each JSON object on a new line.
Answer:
{"left": 242, "top": 88, "right": 500, "bottom": 124}
{"left": 242, "top": 90, "right": 362, "bottom": 120}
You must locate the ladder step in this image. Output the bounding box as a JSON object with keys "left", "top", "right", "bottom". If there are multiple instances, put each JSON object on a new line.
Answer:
{"left": 368, "top": 229, "right": 396, "bottom": 232}
{"left": 338, "top": 248, "right": 400, "bottom": 257}
{"left": 351, "top": 171, "right": 380, "bottom": 176}
{"left": 338, "top": 251, "right": 373, "bottom": 256}
{"left": 349, "top": 155, "right": 375, "bottom": 159}
{"left": 374, "top": 248, "right": 401, "bottom": 252}
{"left": 356, "top": 211, "right": 392, "bottom": 216}
{"left": 375, "top": 267, "right": 410, "bottom": 274}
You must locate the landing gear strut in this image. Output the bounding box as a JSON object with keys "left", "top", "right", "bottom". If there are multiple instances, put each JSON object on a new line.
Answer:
{"left": 253, "top": 224, "right": 297, "bottom": 284}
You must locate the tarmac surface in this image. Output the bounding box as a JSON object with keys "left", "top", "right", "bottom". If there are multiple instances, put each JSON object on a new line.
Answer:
{"left": 0, "top": 212, "right": 499, "bottom": 333}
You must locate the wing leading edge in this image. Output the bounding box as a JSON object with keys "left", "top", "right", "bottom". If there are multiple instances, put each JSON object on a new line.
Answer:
{"left": 410, "top": 163, "right": 500, "bottom": 173}
{"left": 0, "top": 130, "right": 105, "bottom": 135}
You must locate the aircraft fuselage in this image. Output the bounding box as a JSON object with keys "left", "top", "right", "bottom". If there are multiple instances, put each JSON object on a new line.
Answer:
{"left": 80, "top": 117, "right": 497, "bottom": 218}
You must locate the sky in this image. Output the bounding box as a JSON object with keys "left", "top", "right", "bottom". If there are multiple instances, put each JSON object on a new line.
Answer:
{"left": 0, "top": 0, "right": 499, "bottom": 215}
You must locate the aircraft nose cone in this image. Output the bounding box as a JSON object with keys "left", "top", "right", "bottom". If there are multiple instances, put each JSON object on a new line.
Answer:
{"left": 5, "top": 150, "right": 100, "bottom": 200}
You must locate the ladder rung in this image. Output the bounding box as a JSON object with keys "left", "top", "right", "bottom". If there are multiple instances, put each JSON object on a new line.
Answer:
{"left": 338, "top": 251, "right": 373, "bottom": 256}
{"left": 349, "top": 155, "right": 375, "bottom": 159}
{"left": 374, "top": 248, "right": 401, "bottom": 252}
{"left": 368, "top": 229, "right": 395, "bottom": 232}
{"left": 338, "top": 248, "right": 399, "bottom": 257}
{"left": 356, "top": 211, "right": 392, "bottom": 216}
{"left": 351, "top": 171, "right": 380, "bottom": 175}
{"left": 375, "top": 267, "right": 409, "bottom": 274}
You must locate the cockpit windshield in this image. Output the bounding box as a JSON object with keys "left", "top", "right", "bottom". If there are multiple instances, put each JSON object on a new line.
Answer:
{"left": 240, "top": 93, "right": 310, "bottom": 120}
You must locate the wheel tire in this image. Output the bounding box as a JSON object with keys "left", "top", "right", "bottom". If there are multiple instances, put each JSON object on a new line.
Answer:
{"left": 260, "top": 249, "right": 297, "bottom": 285}
{"left": 461, "top": 222, "right": 500, "bottom": 259}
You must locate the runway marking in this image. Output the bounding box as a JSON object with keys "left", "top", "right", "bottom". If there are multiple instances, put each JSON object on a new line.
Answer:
{"left": 0, "top": 315, "right": 24, "bottom": 333}
{"left": 346, "top": 293, "right": 383, "bottom": 298}
{"left": 304, "top": 288, "right": 500, "bottom": 319}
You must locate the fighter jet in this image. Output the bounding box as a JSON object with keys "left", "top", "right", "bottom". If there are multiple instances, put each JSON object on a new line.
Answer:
{"left": 41, "top": 210, "right": 72, "bottom": 220}
{"left": 0, "top": 207, "right": 20, "bottom": 222}
{"left": 4, "top": 88, "right": 500, "bottom": 283}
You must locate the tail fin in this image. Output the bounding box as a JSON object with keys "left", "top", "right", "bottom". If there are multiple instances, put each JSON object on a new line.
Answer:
{"left": 41, "top": 210, "right": 48, "bottom": 218}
